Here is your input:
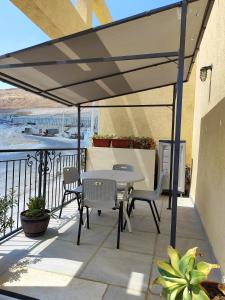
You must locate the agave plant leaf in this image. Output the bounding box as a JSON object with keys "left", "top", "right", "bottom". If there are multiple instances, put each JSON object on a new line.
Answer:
{"left": 167, "top": 285, "right": 185, "bottom": 300}
{"left": 159, "top": 274, "right": 187, "bottom": 284}
{"left": 185, "top": 247, "right": 199, "bottom": 257}
{"left": 154, "top": 277, "right": 179, "bottom": 289}
{"left": 167, "top": 246, "right": 183, "bottom": 276}
{"left": 182, "top": 286, "right": 192, "bottom": 300}
{"left": 190, "top": 270, "right": 207, "bottom": 285}
{"left": 192, "top": 284, "right": 210, "bottom": 300}
{"left": 196, "top": 261, "right": 220, "bottom": 276}
{"left": 157, "top": 260, "right": 180, "bottom": 277}
{"left": 179, "top": 254, "right": 196, "bottom": 274}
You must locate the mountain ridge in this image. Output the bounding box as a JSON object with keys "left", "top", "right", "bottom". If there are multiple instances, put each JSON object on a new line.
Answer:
{"left": 0, "top": 88, "right": 64, "bottom": 109}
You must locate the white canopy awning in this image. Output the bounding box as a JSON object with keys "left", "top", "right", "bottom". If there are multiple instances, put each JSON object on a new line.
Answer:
{"left": 0, "top": 0, "right": 213, "bottom": 106}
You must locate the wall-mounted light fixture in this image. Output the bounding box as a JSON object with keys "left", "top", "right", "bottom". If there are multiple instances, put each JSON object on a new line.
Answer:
{"left": 200, "top": 65, "right": 213, "bottom": 82}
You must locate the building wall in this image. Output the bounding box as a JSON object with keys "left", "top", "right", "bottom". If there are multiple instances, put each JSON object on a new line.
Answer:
{"left": 190, "top": 0, "right": 225, "bottom": 274}
{"left": 98, "top": 67, "right": 196, "bottom": 166}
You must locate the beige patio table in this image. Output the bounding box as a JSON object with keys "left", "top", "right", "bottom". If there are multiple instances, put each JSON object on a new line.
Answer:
{"left": 82, "top": 170, "right": 145, "bottom": 233}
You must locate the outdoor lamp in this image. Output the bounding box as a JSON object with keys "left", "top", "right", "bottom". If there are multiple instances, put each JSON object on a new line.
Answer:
{"left": 200, "top": 65, "right": 213, "bottom": 82}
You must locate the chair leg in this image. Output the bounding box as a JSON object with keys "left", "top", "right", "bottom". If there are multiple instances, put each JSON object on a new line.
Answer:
{"left": 152, "top": 201, "right": 160, "bottom": 222}
{"left": 86, "top": 207, "right": 90, "bottom": 229}
{"left": 148, "top": 201, "right": 160, "bottom": 234}
{"left": 59, "top": 192, "right": 66, "bottom": 218}
{"left": 117, "top": 203, "right": 122, "bottom": 249}
{"left": 77, "top": 206, "right": 83, "bottom": 245}
{"left": 121, "top": 202, "right": 123, "bottom": 232}
{"left": 76, "top": 193, "right": 81, "bottom": 211}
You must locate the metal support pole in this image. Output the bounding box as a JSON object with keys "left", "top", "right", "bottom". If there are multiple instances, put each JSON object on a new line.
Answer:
{"left": 77, "top": 105, "right": 81, "bottom": 176}
{"left": 42, "top": 150, "right": 48, "bottom": 200}
{"left": 170, "top": 0, "right": 187, "bottom": 248}
{"left": 38, "top": 151, "right": 43, "bottom": 198}
{"left": 167, "top": 84, "right": 176, "bottom": 209}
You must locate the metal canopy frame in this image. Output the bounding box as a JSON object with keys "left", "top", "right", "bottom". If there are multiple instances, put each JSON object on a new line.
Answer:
{"left": 76, "top": 0, "right": 188, "bottom": 248}
{"left": 0, "top": 0, "right": 213, "bottom": 247}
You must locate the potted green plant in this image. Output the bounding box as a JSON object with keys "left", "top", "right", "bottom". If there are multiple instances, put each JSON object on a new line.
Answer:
{"left": 0, "top": 189, "right": 16, "bottom": 236}
{"left": 111, "top": 136, "right": 131, "bottom": 148}
{"left": 133, "top": 136, "right": 156, "bottom": 149}
{"left": 153, "top": 246, "right": 224, "bottom": 299}
{"left": 20, "top": 197, "right": 50, "bottom": 237}
{"left": 92, "top": 134, "right": 112, "bottom": 147}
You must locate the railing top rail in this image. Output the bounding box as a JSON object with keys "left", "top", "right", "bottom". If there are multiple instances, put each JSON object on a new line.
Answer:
{"left": 0, "top": 147, "right": 87, "bottom": 153}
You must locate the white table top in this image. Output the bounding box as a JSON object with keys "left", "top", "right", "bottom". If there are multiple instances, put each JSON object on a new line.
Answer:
{"left": 82, "top": 170, "right": 144, "bottom": 183}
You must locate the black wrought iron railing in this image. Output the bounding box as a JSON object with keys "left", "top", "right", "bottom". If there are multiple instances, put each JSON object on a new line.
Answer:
{"left": 0, "top": 147, "right": 87, "bottom": 241}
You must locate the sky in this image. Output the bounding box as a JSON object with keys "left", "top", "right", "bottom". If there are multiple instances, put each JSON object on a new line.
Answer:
{"left": 0, "top": 0, "right": 176, "bottom": 89}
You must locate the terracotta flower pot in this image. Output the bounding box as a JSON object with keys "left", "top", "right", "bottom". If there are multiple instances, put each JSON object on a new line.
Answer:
{"left": 20, "top": 210, "right": 50, "bottom": 237}
{"left": 93, "top": 138, "right": 111, "bottom": 147}
{"left": 133, "top": 141, "right": 142, "bottom": 149}
{"left": 111, "top": 139, "right": 130, "bottom": 148}
{"left": 201, "top": 281, "right": 225, "bottom": 299}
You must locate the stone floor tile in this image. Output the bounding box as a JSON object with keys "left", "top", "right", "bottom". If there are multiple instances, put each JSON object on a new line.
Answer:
{"left": 103, "top": 285, "right": 146, "bottom": 300}
{"left": 103, "top": 229, "right": 156, "bottom": 255}
{"left": 58, "top": 223, "right": 113, "bottom": 246}
{"left": 0, "top": 268, "right": 107, "bottom": 300}
{"left": 128, "top": 215, "right": 159, "bottom": 234}
{"left": 155, "top": 234, "right": 218, "bottom": 263}
{"left": 80, "top": 247, "right": 152, "bottom": 292}
{"left": 87, "top": 208, "right": 118, "bottom": 227}
{"left": 23, "top": 238, "right": 98, "bottom": 277}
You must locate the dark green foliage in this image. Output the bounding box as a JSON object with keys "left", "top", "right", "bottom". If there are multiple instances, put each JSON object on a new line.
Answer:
{"left": 25, "top": 197, "right": 46, "bottom": 218}
{"left": 0, "top": 189, "right": 16, "bottom": 234}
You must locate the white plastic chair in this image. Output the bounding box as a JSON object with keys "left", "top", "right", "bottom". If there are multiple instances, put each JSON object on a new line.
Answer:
{"left": 124, "top": 172, "right": 165, "bottom": 233}
{"left": 77, "top": 178, "right": 124, "bottom": 249}
{"left": 59, "top": 167, "right": 82, "bottom": 218}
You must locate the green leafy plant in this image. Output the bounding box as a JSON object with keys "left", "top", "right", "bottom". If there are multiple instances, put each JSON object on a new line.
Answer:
{"left": 154, "top": 246, "right": 220, "bottom": 300}
{"left": 133, "top": 136, "right": 156, "bottom": 149}
{"left": 0, "top": 189, "right": 17, "bottom": 234}
{"left": 92, "top": 134, "right": 114, "bottom": 139}
{"left": 25, "top": 197, "right": 46, "bottom": 218}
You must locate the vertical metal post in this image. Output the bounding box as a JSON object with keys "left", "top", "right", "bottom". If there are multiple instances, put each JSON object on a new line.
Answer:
{"left": 77, "top": 105, "right": 81, "bottom": 176}
{"left": 38, "top": 151, "right": 43, "bottom": 198}
{"left": 42, "top": 150, "right": 48, "bottom": 200}
{"left": 168, "top": 84, "right": 176, "bottom": 209}
{"left": 170, "top": 0, "right": 188, "bottom": 247}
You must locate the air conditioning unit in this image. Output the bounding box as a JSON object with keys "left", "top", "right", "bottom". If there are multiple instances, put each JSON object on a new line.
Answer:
{"left": 158, "top": 140, "right": 186, "bottom": 194}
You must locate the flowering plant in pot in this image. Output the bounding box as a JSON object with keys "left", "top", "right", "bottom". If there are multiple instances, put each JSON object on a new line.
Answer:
{"left": 154, "top": 246, "right": 224, "bottom": 299}
{"left": 111, "top": 136, "right": 132, "bottom": 148}
{"left": 92, "top": 134, "right": 113, "bottom": 147}
{"left": 133, "top": 136, "right": 156, "bottom": 149}
{"left": 20, "top": 197, "right": 50, "bottom": 237}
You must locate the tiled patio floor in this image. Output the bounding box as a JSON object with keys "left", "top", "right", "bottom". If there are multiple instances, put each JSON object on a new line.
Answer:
{"left": 0, "top": 196, "right": 221, "bottom": 300}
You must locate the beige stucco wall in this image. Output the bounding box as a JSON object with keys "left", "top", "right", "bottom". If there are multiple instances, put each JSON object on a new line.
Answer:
{"left": 190, "top": 0, "right": 225, "bottom": 274}
{"left": 98, "top": 67, "right": 196, "bottom": 167}
{"left": 86, "top": 147, "right": 156, "bottom": 190}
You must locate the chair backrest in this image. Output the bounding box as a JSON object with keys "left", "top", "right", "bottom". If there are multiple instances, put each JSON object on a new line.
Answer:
{"left": 63, "top": 167, "right": 80, "bottom": 185}
{"left": 112, "top": 164, "right": 134, "bottom": 172}
{"left": 155, "top": 172, "right": 165, "bottom": 197}
{"left": 82, "top": 179, "right": 117, "bottom": 209}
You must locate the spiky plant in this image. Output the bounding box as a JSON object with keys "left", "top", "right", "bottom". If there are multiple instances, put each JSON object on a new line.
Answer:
{"left": 25, "top": 197, "right": 46, "bottom": 217}
{"left": 154, "top": 246, "right": 220, "bottom": 300}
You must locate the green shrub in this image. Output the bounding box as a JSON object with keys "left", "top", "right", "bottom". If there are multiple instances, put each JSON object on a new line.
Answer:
{"left": 0, "top": 189, "right": 16, "bottom": 234}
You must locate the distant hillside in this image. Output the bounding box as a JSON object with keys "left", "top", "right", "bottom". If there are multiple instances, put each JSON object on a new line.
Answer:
{"left": 0, "top": 88, "right": 64, "bottom": 109}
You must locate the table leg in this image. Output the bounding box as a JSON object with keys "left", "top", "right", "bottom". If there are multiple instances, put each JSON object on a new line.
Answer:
{"left": 123, "top": 200, "right": 132, "bottom": 233}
